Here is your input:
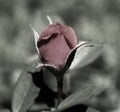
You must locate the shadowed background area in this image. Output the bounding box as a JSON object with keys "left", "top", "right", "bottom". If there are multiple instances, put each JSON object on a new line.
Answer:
{"left": 0, "top": 0, "right": 120, "bottom": 111}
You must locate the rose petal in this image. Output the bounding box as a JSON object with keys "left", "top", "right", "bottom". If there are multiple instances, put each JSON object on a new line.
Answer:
{"left": 40, "top": 25, "right": 55, "bottom": 39}
{"left": 40, "top": 23, "right": 62, "bottom": 40}
{"left": 63, "top": 26, "right": 77, "bottom": 49}
{"left": 38, "top": 34, "right": 71, "bottom": 69}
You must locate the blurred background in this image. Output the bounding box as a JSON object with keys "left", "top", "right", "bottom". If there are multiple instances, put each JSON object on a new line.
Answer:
{"left": 1, "top": 0, "right": 120, "bottom": 111}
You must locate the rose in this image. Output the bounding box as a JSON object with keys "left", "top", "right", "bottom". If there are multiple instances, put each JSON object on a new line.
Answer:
{"left": 30, "top": 22, "right": 78, "bottom": 103}
{"left": 30, "top": 21, "right": 90, "bottom": 75}
{"left": 30, "top": 20, "right": 103, "bottom": 104}
{"left": 30, "top": 22, "right": 88, "bottom": 74}
{"left": 37, "top": 23, "right": 77, "bottom": 70}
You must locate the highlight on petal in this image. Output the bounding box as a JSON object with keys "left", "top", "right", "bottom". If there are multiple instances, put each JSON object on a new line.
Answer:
{"left": 47, "top": 15, "right": 53, "bottom": 24}
{"left": 29, "top": 24, "right": 39, "bottom": 54}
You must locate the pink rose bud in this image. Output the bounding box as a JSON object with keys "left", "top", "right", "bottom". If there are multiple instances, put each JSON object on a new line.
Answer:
{"left": 37, "top": 23, "right": 77, "bottom": 69}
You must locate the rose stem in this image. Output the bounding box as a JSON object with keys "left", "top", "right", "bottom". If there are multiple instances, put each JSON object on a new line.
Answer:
{"left": 57, "top": 76, "right": 63, "bottom": 106}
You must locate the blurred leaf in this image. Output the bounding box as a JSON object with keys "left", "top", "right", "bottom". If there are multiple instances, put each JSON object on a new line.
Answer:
{"left": 57, "top": 83, "right": 103, "bottom": 112}
{"left": 0, "top": 109, "right": 11, "bottom": 112}
{"left": 29, "top": 103, "right": 50, "bottom": 112}
{"left": 12, "top": 60, "right": 41, "bottom": 112}
{"left": 86, "top": 108, "right": 100, "bottom": 112}
{"left": 60, "top": 104, "right": 88, "bottom": 112}
{"left": 69, "top": 42, "right": 104, "bottom": 70}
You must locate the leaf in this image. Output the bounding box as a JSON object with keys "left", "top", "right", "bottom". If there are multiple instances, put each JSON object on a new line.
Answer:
{"left": 0, "top": 109, "right": 11, "bottom": 112}
{"left": 12, "top": 60, "right": 41, "bottom": 112}
{"left": 43, "top": 69, "right": 57, "bottom": 92}
{"left": 86, "top": 108, "right": 100, "bottom": 112}
{"left": 29, "top": 103, "right": 50, "bottom": 112}
{"left": 64, "top": 41, "right": 89, "bottom": 71}
{"left": 47, "top": 15, "right": 53, "bottom": 24}
{"left": 69, "top": 42, "right": 104, "bottom": 70}
{"left": 57, "top": 84, "right": 103, "bottom": 112}
{"left": 57, "top": 42, "right": 105, "bottom": 111}
{"left": 29, "top": 24, "right": 39, "bottom": 54}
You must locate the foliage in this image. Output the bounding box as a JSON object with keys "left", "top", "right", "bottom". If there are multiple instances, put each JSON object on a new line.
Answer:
{"left": 10, "top": 43, "right": 104, "bottom": 112}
